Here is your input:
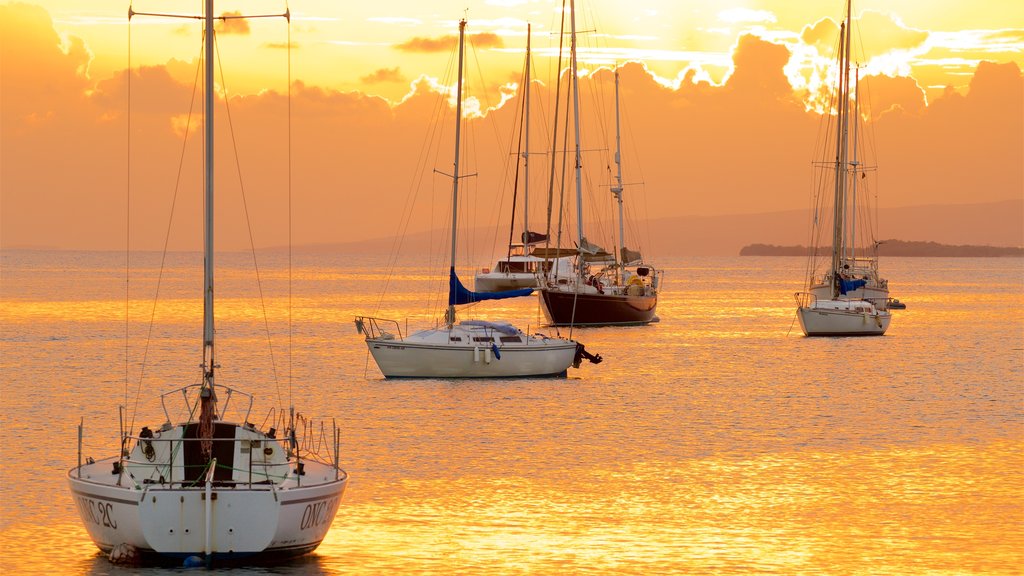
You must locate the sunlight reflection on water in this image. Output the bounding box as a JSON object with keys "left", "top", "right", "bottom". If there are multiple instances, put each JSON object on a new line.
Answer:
{"left": 1, "top": 252, "right": 1021, "bottom": 574}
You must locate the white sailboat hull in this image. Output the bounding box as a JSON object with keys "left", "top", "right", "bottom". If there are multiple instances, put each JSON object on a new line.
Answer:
{"left": 473, "top": 272, "right": 541, "bottom": 292}
{"left": 68, "top": 414, "right": 347, "bottom": 564}
{"left": 797, "top": 299, "right": 891, "bottom": 336}
{"left": 365, "top": 323, "right": 577, "bottom": 378}
{"left": 68, "top": 459, "right": 346, "bottom": 562}
{"left": 474, "top": 255, "right": 573, "bottom": 293}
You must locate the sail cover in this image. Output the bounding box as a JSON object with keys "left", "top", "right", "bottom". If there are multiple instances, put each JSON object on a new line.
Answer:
{"left": 449, "top": 267, "right": 533, "bottom": 305}
{"left": 460, "top": 320, "right": 519, "bottom": 335}
{"left": 839, "top": 278, "right": 868, "bottom": 294}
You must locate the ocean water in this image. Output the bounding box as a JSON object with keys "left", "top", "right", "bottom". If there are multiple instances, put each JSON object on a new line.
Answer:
{"left": 1, "top": 250, "right": 1021, "bottom": 575}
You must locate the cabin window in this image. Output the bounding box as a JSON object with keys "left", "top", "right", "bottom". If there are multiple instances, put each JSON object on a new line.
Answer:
{"left": 473, "top": 337, "right": 493, "bottom": 343}
{"left": 499, "top": 336, "right": 522, "bottom": 343}
{"left": 498, "top": 261, "right": 535, "bottom": 273}
{"left": 449, "top": 336, "right": 463, "bottom": 342}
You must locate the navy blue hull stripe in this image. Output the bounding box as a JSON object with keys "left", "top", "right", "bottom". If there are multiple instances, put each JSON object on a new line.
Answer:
{"left": 70, "top": 489, "right": 140, "bottom": 506}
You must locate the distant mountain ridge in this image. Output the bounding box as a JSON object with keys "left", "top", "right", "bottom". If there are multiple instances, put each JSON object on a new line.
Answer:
{"left": 739, "top": 240, "right": 1024, "bottom": 257}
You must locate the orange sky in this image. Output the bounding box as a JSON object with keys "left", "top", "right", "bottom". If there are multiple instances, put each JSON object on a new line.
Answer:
{"left": 1, "top": 1, "right": 1022, "bottom": 252}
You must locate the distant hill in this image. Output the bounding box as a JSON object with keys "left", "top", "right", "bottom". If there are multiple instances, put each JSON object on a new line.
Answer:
{"left": 641, "top": 199, "right": 1024, "bottom": 256}
{"left": 740, "top": 240, "right": 1024, "bottom": 257}
{"left": 293, "top": 199, "right": 1023, "bottom": 258}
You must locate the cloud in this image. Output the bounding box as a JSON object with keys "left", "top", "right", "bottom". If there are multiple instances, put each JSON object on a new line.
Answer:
{"left": 217, "top": 12, "right": 250, "bottom": 35}
{"left": 723, "top": 34, "right": 795, "bottom": 98}
{"left": 395, "top": 35, "right": 457, "bottom": 53}
{"left": 799, "top": 11, "right": 928, "bottom": 60}
{"left": 361, "top": 67, "right": 406, "bottom": 84}
{"left": 469, "top": 32, "right": 504, "bottom": 49}
{"left": 395, "top": 32, "right": 504, "bottom": 53}
{"left": 855, "top": 11, "right": 928, "bottom": 55}
{"left": 3, "top": 3, "right": 1021, "bottom": 253}
{"left": 799, "top": 17, "right": 839, "bottom": 50}
{"left": 861, "top": 74, "right": 928, "bottom": 118}
{"left": 791, "top": 12, "right": 933, "bottom": 111}
{"left": 928, "top": 29, "right": 1024, "bottom": 54}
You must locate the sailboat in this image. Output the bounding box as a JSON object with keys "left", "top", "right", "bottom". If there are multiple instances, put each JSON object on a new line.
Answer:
{"left": 67, "top": 2, "right": 347, "bottom": 565}
{"left": 475, "top": 24, "right": 573, "bottom": 293}
{"left": 796, "top": 0, "right": 897, "bottom": 336}
{"left": 355, "top": 20, "right": 600, "bottom": 378}
{"left": 539, "top": 2, "right": 662, "bottom": 327}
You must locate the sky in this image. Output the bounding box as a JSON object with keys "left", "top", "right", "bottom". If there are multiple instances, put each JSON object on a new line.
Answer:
{"left": 1, "top": 1, "right": 1022, "bottom": 252}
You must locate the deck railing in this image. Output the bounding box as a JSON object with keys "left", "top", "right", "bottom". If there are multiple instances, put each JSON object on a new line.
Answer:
{"left": 354, "top": 316, "right": 403, "bottom": 341}
{"left": 120, "top": 431, "right": 292, "bottom": 489}
{"left": 160, "top": 384, "right": 254, "bottom": 428}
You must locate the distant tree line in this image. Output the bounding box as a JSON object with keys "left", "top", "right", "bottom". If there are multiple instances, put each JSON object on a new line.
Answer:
{"left": 739, "top": 240, "right": 1024, "bottom": 257}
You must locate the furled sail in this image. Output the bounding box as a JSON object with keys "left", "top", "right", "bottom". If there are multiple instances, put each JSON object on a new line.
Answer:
{"left": 578, "top": 237, "right": 605, "bottom": 255}
{"left": 621, "top": 247, "right": 642, "bottom": 265}
{"left": 449, "top": 267, "right": 533, "bottom": 305}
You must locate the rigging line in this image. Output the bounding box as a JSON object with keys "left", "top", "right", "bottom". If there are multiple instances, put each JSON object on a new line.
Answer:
{"left": 465, "top": 42, "right": 489, "bottom": 262}
{"left": 786, "top": 308, "right": 798, "bottom": 337}
{"left": 543, "top": 0, "right": 567, "bottom": 280}
{"left": 214, "top": 36, "right": 285, "bottom": 411}
{"left": 426, "top": 52, "right": 457, "bottom": 318}
{"left": 373, "top": 42, "right": 456, "bottom": 317}
{"left": 467, "top": 34, "right": 516, "bottom": 270}
{"left": 620, "top": 86, "right": 653, "bottom": 256}
{"left": 494, "top": 51, "right": 531, "bottom": 268}
{"left": 505, "top": 61, "right": 530, "bottom": 263}
{"left": 287, "top": 4, "right": 292, "bottom": 409}
{"left": 804, "top": 27, "right": 843, "bottom": 289}
{"left": 129, "top": 36, "right": 205, "bottom": 437}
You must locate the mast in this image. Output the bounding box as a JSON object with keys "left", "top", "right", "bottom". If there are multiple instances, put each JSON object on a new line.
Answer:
{"left": 569, "top": 0, "right": 584, "bottom": 279}
{"left": 522, "top": 24, "right": 531, "bottom": 247}
{"left": 446, "top": 19, "right": 467, "bottom": 327}
{"left": 202, "top": 0, "right": 216, "bottom": 391}
{"left": 830, "top": 0, "right": 852, "bottom": 297}
{"left": 612, "top": 69, "right": 625, "bottom": 271}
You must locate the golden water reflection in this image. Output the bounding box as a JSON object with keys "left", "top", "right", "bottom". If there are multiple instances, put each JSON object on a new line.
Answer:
{"left": 2, "top": 253, "right": 1022, "bottom": 574}
{"left": 313, "top": 441, "right": 1023, "bottom": 574}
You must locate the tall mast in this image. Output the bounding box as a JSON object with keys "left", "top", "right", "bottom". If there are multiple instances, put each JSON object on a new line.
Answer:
{"left": 569, "top": 0, "right": 584, "bottom": 278}
{"left": 446, "top": 19, "right": 467, "bottom": 327}
{"left": 830, "top": 0, "right": 852, "bottom": 297}
{"left": 521, "top": 24, "right": 532, "bottom": 246}
{"left": 612, "top": 69, "right": 625, "bottom": 269}
{"left": 202, "top": 0, "right": 216, "bottom": 389}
